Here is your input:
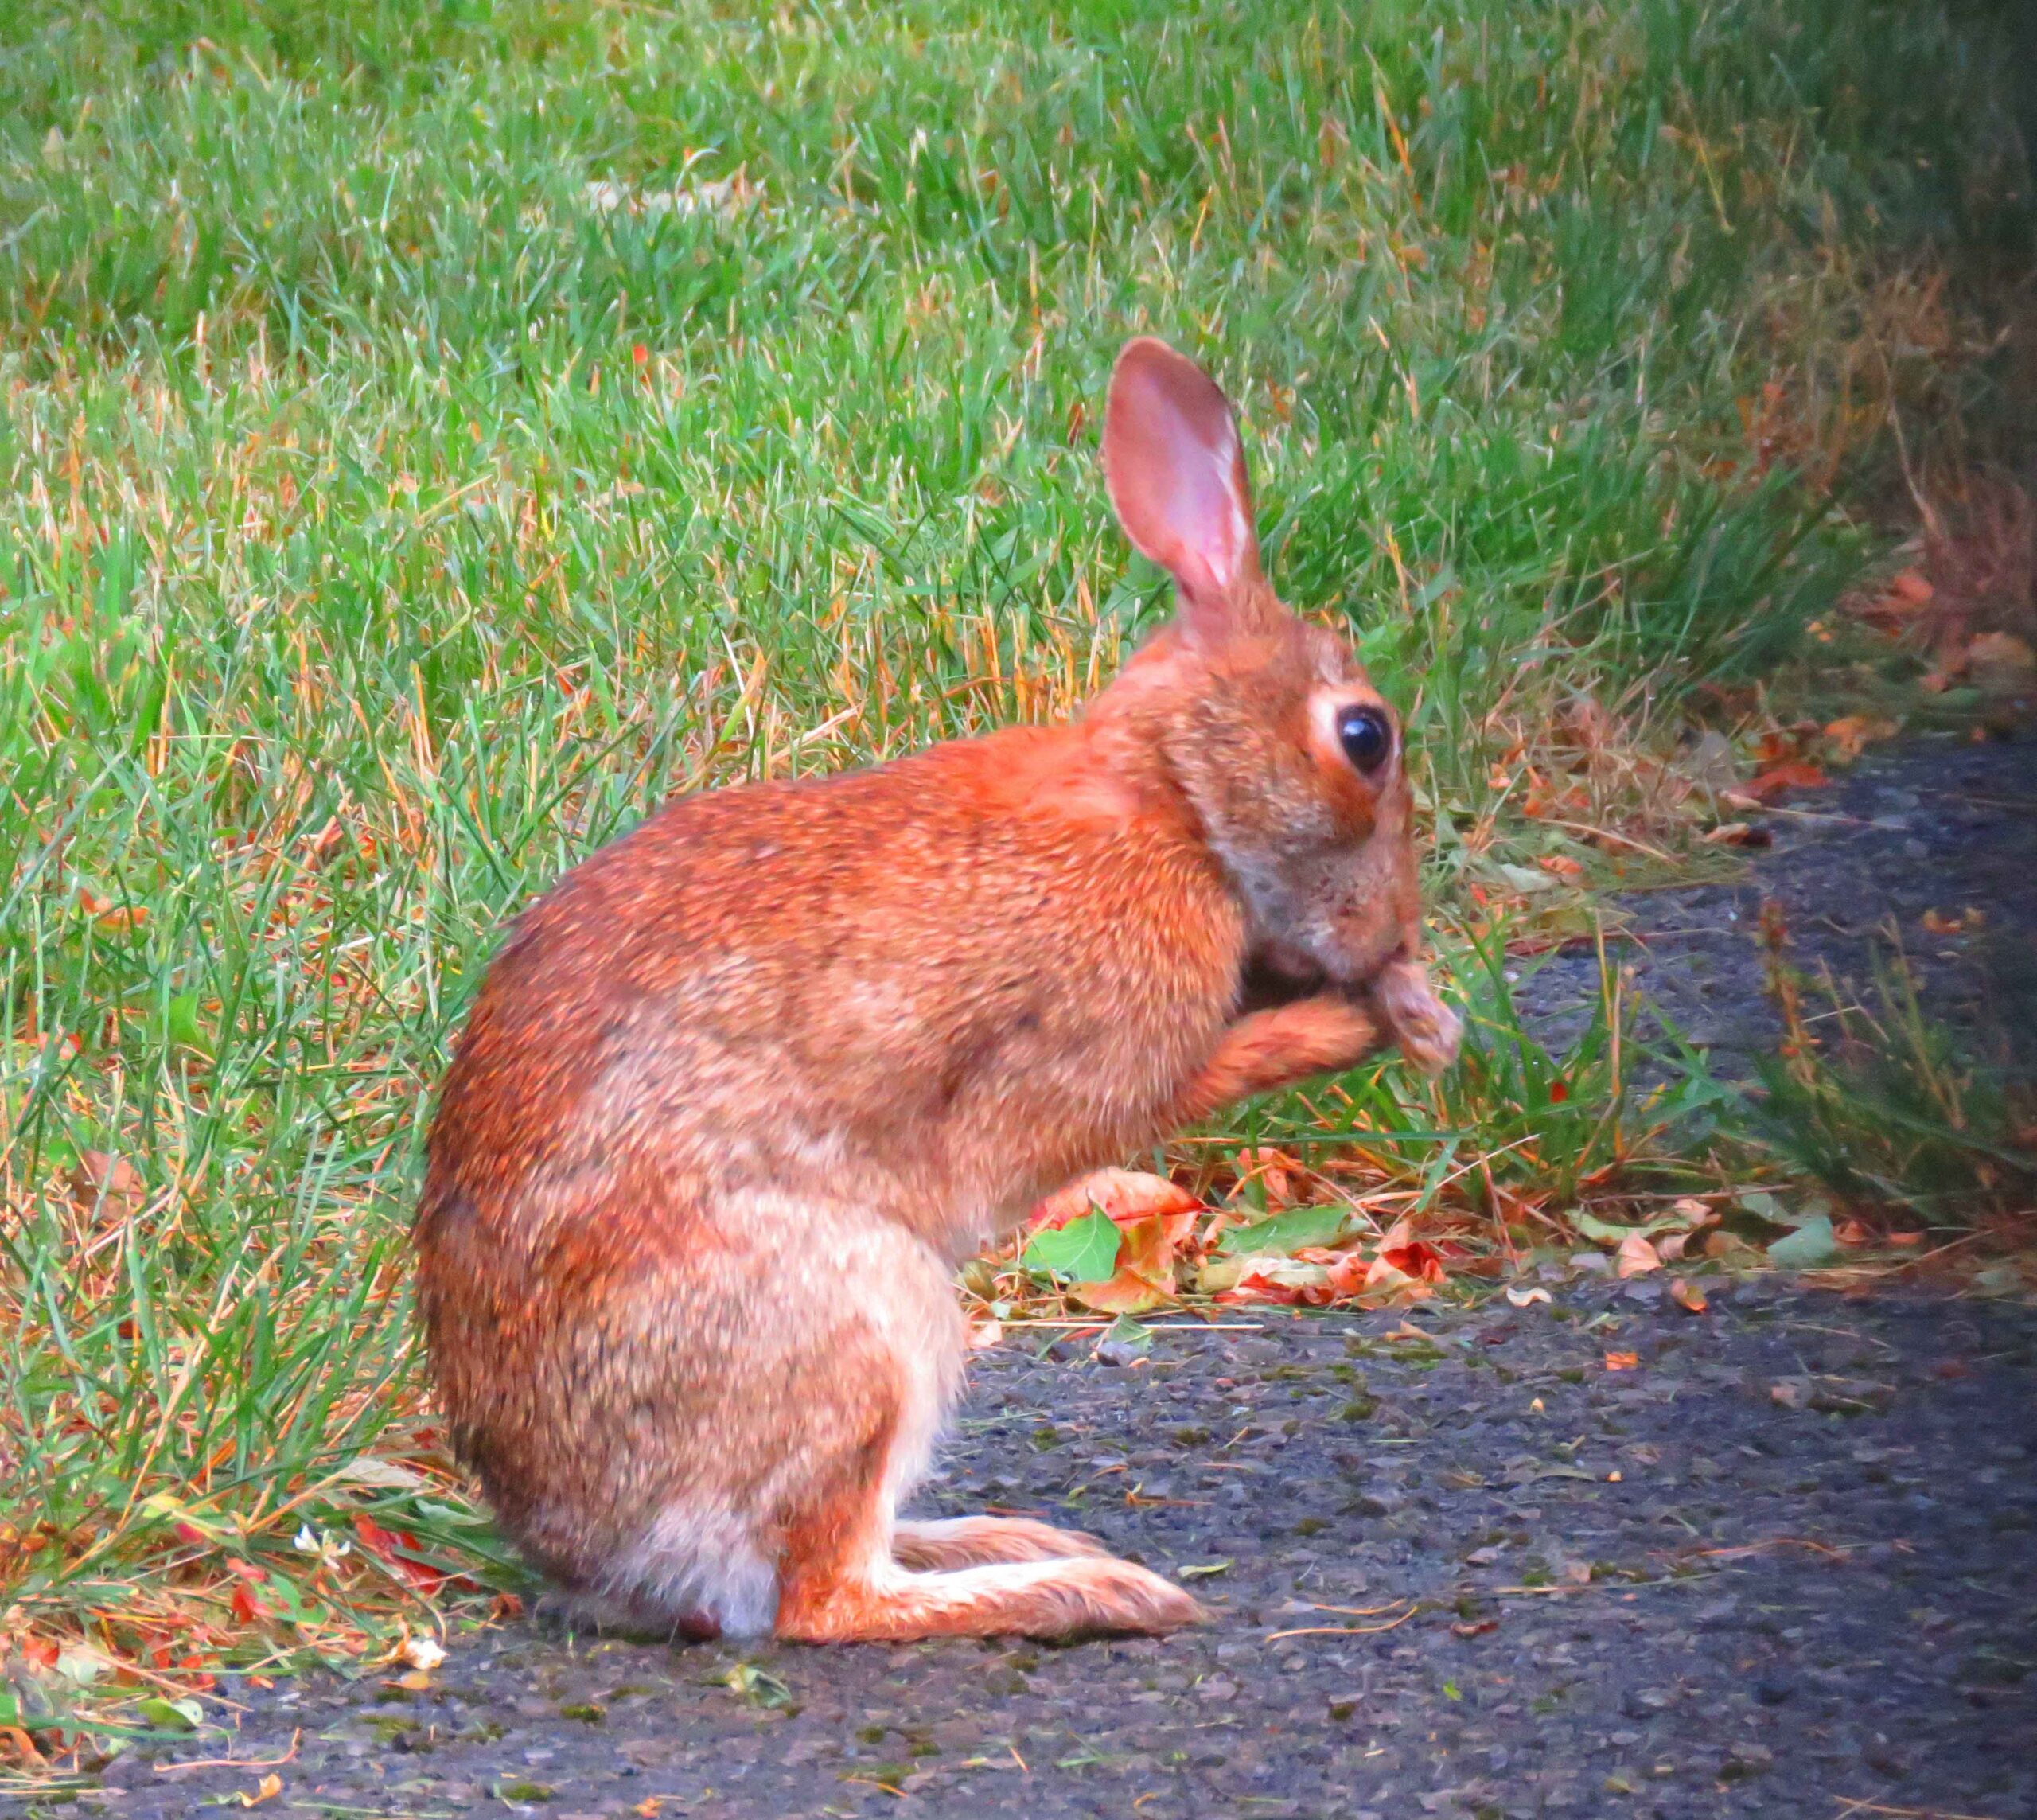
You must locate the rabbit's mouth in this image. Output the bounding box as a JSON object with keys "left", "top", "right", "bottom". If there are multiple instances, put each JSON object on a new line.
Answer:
{"left": 1237, "top": 937, "right": 1414, "bottom": 1015}
{"left": 1236, "top": 942, "right": 1333, "bottom": 1014}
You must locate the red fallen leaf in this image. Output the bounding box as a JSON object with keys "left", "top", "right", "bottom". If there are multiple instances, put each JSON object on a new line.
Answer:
{"left": 223, "top": 1557, "right": 266, "bottom": 1582}
{"left": 1603, "top": 1350, "right": 1640, "bottom": 1371}
{"left": 1379, "top": 1241, "right": 1447, "bottom": 1284}
{"left": 1548, "top": 1080, "right": 1569, "bottom": 1104}
{"left": 1028, "top": 1168, "right": 1202, "bottom": 1234}
{"left": 355, "top": 1516, "right": 449, "bottom": 1592}
{"left": 1739, "top": 761, "right": 1828, "bottom": 802}
{"left": 172, "top": 1522, "right": 209, "bottom": 1549}
{"left": 229, "top": 1581, "right": 271, "bottom": 1626}
{"left": 1451, "top": 1619, "right": 1500, "bottom": 1638}
{"left": 20, "top": 1635, "right": 59, "bottom": 1670}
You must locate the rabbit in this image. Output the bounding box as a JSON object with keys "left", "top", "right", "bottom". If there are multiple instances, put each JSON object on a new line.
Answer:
{"left": 413, "top": 336, "right": 1462, "bottom": 1646}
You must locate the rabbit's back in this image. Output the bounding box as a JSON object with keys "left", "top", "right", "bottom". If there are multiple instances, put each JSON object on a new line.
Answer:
{"left": 422, "top": 723, "right": 1245, "bottom": 1262}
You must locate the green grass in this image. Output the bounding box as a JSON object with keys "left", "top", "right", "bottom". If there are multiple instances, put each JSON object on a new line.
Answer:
{"left": 0, "top": 0, "right": 2029, "bottom": 1761}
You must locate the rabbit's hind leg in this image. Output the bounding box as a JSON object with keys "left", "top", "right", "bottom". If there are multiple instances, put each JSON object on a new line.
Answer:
{"left": 775, "top": 1341, "right": 1200, "bottom": 1641}
{"left": 778, "top": 1498, "right": 1202, "bottom": 1641}
{"left": 891, "top": 1517, "right": 1107, "bottom": 1571}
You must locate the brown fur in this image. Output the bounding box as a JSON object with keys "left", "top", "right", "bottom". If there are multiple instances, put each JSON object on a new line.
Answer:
{"left": 414, "top": 338, "right": 1460, "bottom": 1643}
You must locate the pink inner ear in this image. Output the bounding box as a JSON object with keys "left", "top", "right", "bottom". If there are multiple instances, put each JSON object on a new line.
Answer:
{"left": 1103, "top": 340, "right": 1260, "bottom": 628}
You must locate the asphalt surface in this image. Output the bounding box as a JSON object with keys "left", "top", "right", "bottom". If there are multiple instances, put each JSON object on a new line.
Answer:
{"left": 70, "top": 1288, "right": 2037, "bottom": 1820}
{"left": 1513, "top": 730, "right": 2037, "bottom": 1081}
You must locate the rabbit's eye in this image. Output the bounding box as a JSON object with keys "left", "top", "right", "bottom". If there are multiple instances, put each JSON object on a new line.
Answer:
{"left": 1336, "top": 704, "right": 1392, "bottom": 774}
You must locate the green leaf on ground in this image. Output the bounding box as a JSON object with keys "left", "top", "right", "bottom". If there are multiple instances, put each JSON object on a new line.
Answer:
{"left": 1022, "top": 1210, "right": 1122, "bottom": 1285}
{"left": 135, "top": 1697, "right": 204, "bottom": 1732}
{"left": 1767, "top": 1214, "right": 1841, "bottom": 1269}
{"left": 719, "top": 1662, "right": 796, "bottom": 1709}
{"left": 1217, "top": 1205, "right": 1352, "bottom": 1258}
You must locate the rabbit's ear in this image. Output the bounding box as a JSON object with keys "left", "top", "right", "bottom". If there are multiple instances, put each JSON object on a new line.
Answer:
{"left": 1103, "top": 337, "right": 1265, "bottom": 641}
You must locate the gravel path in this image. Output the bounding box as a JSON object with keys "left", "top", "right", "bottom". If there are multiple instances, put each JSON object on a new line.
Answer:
{"left": 76, "top": 1289, "right": 2036, "bottom": 1820}
{"left": 53, "top": 735, "right": 2037, "bottom": 1820}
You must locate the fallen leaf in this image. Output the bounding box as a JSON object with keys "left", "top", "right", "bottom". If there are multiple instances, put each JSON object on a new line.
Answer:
{"left": 1074, "top": 1212, "right": 1186, "bottom": 1314}
{"left": 1493, "top": 860, "right": 1559, "bottom": 894}
{"left": 1178, "top": 1560, "right": 1231, "bottom": 1580}
{"left": 1225, "top": 1256, "right": 1334, "bottom": 1304}
{"left": 334, "top": 1456, "right": 429, "bottom": 1492}
{"left": 1767, "top": 1214, "right": 1840, "bottom": 1269}
{"left": 719, "top": 1662, "right": 795, "bottom": 1709}
{"left": 1820, "top": 715, "right": 1894, "bottom": 762}
{"left": 1669, "top": 1278, "right": 1708, "bottom": 1314}
{"left": 1887, "top": 568, "right": 1934, "bottom": 606}
{"left": 1614, "top": 1233, "right": 1662, "bottom": 1278}
{"left": 1231, "top": 1144, "right": 1305, "bottom": 1206}
{"left": 967, "top": 1320, "right": 1003, "bottom": 1350}
{"left": 1379, "top": 1241, "right": 1448, "bottom": 1284}
{"left": 1603, "top": 1351, "right": 1640, "bottom": 1371}
{"left": 68, "top": 1151, "right": 146, "bottom": 1222}
{"left": 1027, "top": 1171, "right": 1203, "bottom": 1309}
{"left": 1021, "top": 1210, "right": 1122, "bottom": 1287}
{"left": 239, "top": 1774, "right": 282, "bottom": 1809}
{"left": 1537, "top": 853, "right": 1584, "bottom": 879}
{"left": 1028, "top": 1168, "right": 1202, "bottom": 1232}
{"left": 401, "top": 1635, "right": 446, "bottom": 1673}
{"left": 1218, "top": 1202, "right": 1352, "bottom": 1258}
{"left": 1451, "top": 1619, "right": 1500, "bottom": 1638}
{"left": 1770, "top": 1378, "right": 1809, "bottom": 1409}
{"left": 1504, "top": 1284, "right": 1553, "bottom": 1308}
{"left": 1739, "top": 761, "right": 1828, "bottom": 802}
{"left": 228, "top": 1581, "right": 271, "bottom": 1626}
{"left": 353, "top": 1517, "right": 450, "bottom": 1592}
{"left": 1833, "top": 1219, "right": 1873, "bottom": 1248}
{"left": 137, "top": 1697, "right": 204, "bottom": 1732}
{"left": 1701, "top": 820, "right": 1771, "bottom": 848}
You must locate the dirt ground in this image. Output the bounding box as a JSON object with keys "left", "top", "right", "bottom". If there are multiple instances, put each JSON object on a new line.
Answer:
{"left": 52, "top": 733, "right": 2037, "bottom": 1820}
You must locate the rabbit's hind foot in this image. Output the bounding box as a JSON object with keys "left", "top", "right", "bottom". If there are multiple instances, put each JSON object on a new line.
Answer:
{"left": 781, "top": 1550, "right": 1203, "bottom": 1643}
{"left": 891, "top": 1515, "right": 1107, "bottom": 1571}
{"left": 781, "top": 1498, "right": 1200, "bottom": 1642}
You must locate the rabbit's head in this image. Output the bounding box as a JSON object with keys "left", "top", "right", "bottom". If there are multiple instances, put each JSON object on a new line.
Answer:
{"left": 1100, "top": 337, "right": 1428, "bottom": 1003}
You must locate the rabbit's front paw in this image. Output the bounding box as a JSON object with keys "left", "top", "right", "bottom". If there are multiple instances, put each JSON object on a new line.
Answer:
{"left": 1375, "top": 959, "right": 1462, "bottom": 1078}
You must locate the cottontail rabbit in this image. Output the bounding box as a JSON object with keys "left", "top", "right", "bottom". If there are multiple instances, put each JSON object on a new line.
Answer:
{"left": 415, "top": 337, "right": 1461, "bottom": 1643}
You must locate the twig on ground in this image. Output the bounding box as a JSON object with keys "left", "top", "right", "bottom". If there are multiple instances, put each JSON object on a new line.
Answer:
{"left": 1267, "top": 1605, "right": 1416, "bottom": 1641}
